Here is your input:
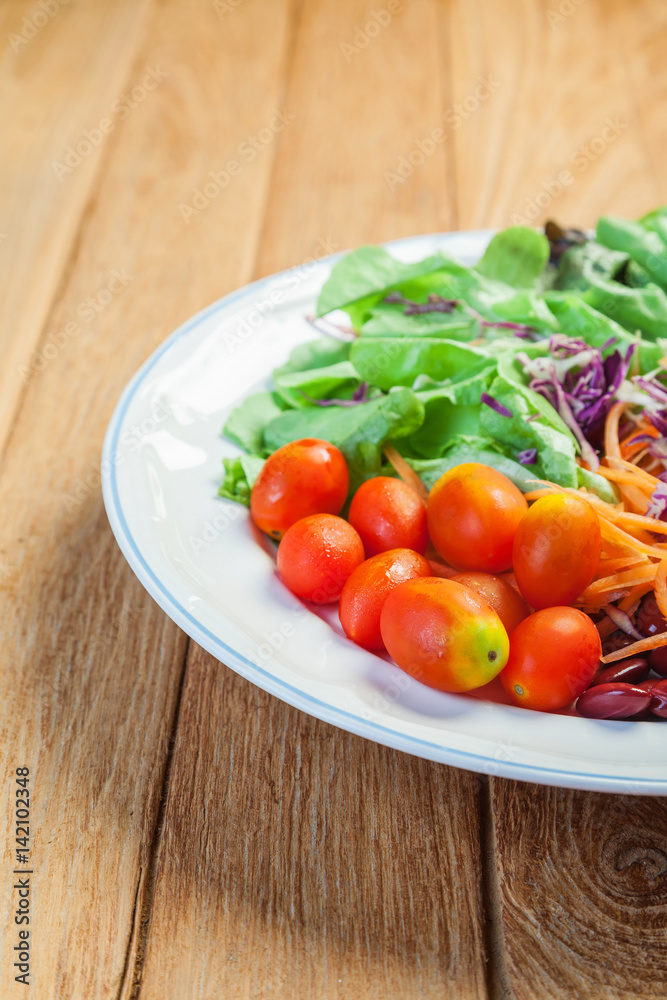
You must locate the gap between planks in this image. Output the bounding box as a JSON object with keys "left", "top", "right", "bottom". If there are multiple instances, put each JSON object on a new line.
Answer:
{"left": 117, "top": 637, "right": 192, "bottom": 1000}
{"left": 479, "top": 776, "right": 514, "bottom": 1000}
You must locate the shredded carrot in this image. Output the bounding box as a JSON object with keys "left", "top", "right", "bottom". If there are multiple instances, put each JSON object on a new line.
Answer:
{"left": 655, "top": 561, "right": 667, "bottom": 621}
{"left": 594, "top": 466, "right": 653, "bottom": 491}
{"left": 617, "top": 582, "right": 654, "bottom": 612}
{"left": 383, "top": 445, "right": 429, "bottom": 502}
{"left": 595, "top": 617, "right": 619, "bottom": 640}
{"left": 599, "top": 518, "right": 667, "bottom": 560}
{"left": 616, "top": 511, "right": 667, "bottom": 535}
{"left": 523, "top": 489, "right": 557, "bottom": 502}
{"left": 595, "top": 555, "right": 649, "bottom": 574}
{"left": 607, "top": 456, "right": 662, "bottom": 488}
{"left": 579, "top": 563, "right": 657, "bottom": 600}
{"left": 605, "top": 401, "right": 625, "bottom": 459}
{"left": 601, "top": 632, "right": 667, "bottom": 663}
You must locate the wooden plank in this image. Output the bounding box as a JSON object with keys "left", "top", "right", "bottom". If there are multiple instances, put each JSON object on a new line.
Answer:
{"left": 139, "top": 650, "right": 488, "bottom": 1000}
{"left": 137, "top": 3, "right": 489, "bottom": 998}
{"left": 255, "top": 0, "right": 456, "bottom": 274}
{"left": 0, "top": 0, "right": 295, "bottom": 997}
{"left": 445, "top": 0, "right": 656, "bottom": 230}
{"left": 612, "top": 0, "right": 667, "bottom": 207}
{"left": 0, "top": 0, "right": 153, "bottom": 456}
{"left": 488, "top": 780, "right": 667, "bottom": 999}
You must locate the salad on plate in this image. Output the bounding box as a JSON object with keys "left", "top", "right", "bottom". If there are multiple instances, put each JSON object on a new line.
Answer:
{"left": 218, "top": 206, "right": 667, "bottom": 723}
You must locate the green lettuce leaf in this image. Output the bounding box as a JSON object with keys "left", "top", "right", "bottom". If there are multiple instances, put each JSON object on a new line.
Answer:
{"left": 273, "top": 360, "right": 362, "bottom": 407}
{"left": 262, "top": 387, "right": 425, "bottom": 491}
{"left": 218, "top": 454, "right": 265, "bottom": 506}
{"left": 409, "top": 437, "right": 540, "bottom": 492}
{"left": 273, "top": 338, "right": 351, "bottom": 376}
{"left": 316, "top": 246, "right": 449, "bottom": 318}
{"left": 597, "top": 216, "right": 667, "bottom": 291}
{"left": 479, "top": 375, "right": 579, "bottom": 486}
{"left": 223, "top": 392, "right": 288, "bottom": 455}
{"left": 475, "top": 227, "right": 550, "bottom": 288}
{"left": 350, "top": 337, "right": 496, "bottom": 390}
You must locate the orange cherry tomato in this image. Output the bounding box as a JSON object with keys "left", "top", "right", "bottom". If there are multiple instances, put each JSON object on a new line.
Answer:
{"left": 380, "top": 577, "right": 509, "bottom": 692}
{"left": 427, "top": 463, "right": 528, "bottom": 573}
{"left": 251, "top": 438, "right": 349, "bottom": 540}
{"left": 347, "top": 477, "right": 429, "bottom": 556}
{"left": 512, "top": 493, "right": 601, "bottom": 610}
{"left": 277, "top": 514, "right": 364, "bottom": 603}
{"left": 339, "top": 548, "right": 431, "bottom": 650}
{"left": 500, "top": 607, "right": 601, "bottom": 711}
{"left": 451, "top": 572, "right": 529, "bottom": 634}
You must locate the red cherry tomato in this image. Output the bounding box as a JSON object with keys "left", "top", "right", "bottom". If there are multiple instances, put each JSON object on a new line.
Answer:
{"left": 339, "top": 548, "right": 431, "bottom": 650}
{"left": 380, "top": 577, "right": 509, "bottom": 692}
{"left": 512, "top": 494, "right": 601, "bottom": 610}
{"left": 277, "top": 514, "right": 364, "bottom": 603}
{"left": 251, "top": 438, "right": 349, "bottom": 540}
{"left": 500, "top": 607, "right": 601, "bottom": 711}
{"left": 450, "top": 572, "right": 529, "bottom": 635}
{"left": 347, "top": 477, "right": 428, "bottom": 556}
{"left": 427, "top": 463, "right": 528, "bottom": 573}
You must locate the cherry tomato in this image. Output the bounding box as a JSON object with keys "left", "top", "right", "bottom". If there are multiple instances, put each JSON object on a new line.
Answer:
{"left": 277, "top": 514, "right": 364, "bottom": 603}
{"left": 427, "top": 463, "right": 528, "bottom": 573}
{"left": 347, "top": 477, "right": 428, "bottom": 556}
{"left": 500, "top": 607, "right": 601, "bottom": 711}
{"left": 450, "top": 572, "right": 529, "bottom": 634}
{"left": 512, "top": 494, "right": 601, "bottom": 610}
{"left": 339, "top": 548, "right": 431, "bottom": 650}
{"left": 380, "top": 577, "right": 509, "bottom": 692}
{"left": 251, "top": 438, "right": 349, "bottom": 540}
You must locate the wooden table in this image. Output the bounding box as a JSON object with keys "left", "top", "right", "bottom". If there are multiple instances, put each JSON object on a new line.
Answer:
{"left": 2, "top": 1, "right": 667, "bottom": 996}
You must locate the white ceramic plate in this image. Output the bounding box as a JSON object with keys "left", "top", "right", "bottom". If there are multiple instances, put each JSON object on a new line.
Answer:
{"left": 102, "top": 230, "right": 667, "bottom": 795}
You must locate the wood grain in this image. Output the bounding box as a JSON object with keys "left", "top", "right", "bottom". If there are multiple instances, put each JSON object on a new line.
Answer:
{"left": 0, "top": 0, "right": 296, "bottom": 997}
{"left": 138, "top": 649, "right": 488, "bottom": 1000}
{"left": 255, "top": 0, "right": 456, "bottom": 274}
{"left": 445, "top": 0, "right": 655, "bottom": 230}
{"left": 488, "top": 781, "right": 667, "bottom": 999}
{"left": 0, "top": 0, "right": 152, "bottom": 455}
{"left": 137, "top": 2, "right": 489, "bottom": 998}
{"left": 613, "top": 0, "right": 667, "bottom": 206}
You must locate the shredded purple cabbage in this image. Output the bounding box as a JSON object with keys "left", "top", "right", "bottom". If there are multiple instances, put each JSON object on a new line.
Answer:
{"left": 647, "top": 482, "right": 667, "bottom": 521}
{"left": 481, "top": 393, "right": 513, "bottom": 418}
{"left": 517, "top": 335, "right": 636, "bottom": 472}
{"left": 517, "top": 448, "right": 538, "bottom": 466}
{"left": 384, "top": 292, "right": 459, "bottom": 315}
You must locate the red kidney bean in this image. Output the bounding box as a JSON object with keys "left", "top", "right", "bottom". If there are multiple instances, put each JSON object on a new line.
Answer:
{"left": 649, "top": 646, "right": 667, "bottom": 677}
{"left": 650, "top": 679, "right": 667, "bottom": 718}
{"left": 576, "top": 683, "right": 652, "bottom": 720}
{"left": 591, "top": 657, "right": 649, "bottom": 687}
{"left": 636, "top": 678, "right": 660, "bottom": 691}
{"left": 601, "top": 632, "right": 636, "bottom": 656}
